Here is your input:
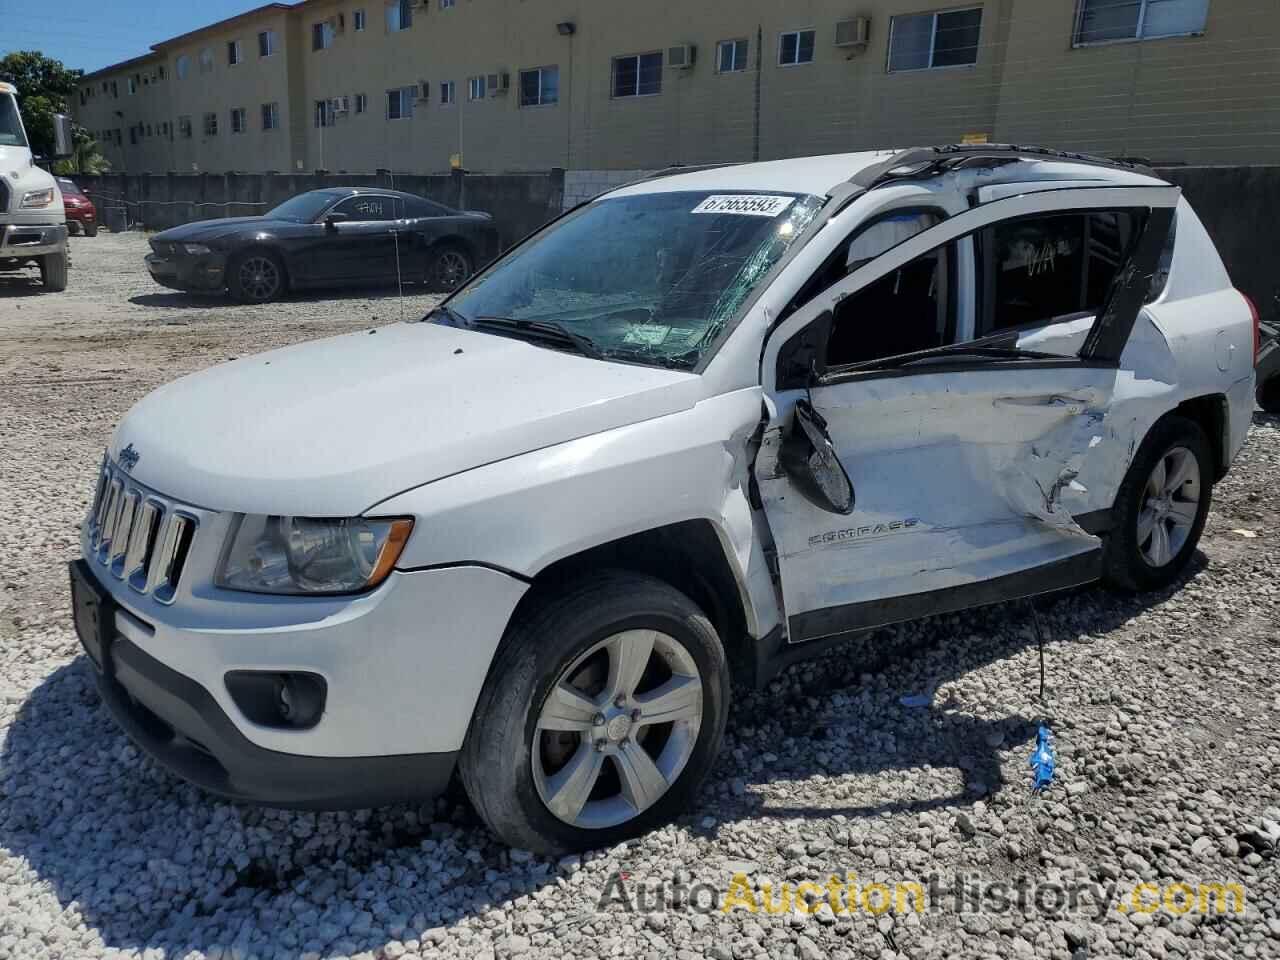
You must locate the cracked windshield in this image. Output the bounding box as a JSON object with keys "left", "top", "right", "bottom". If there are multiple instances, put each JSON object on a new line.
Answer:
{"left": 436, "top": 190, "right": 824, "bottom": 369}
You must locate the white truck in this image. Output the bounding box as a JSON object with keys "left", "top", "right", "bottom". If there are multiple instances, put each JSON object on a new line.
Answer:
{"left": 0, "top": 81, "right": 72, "bottom": 291}
{"left": 70, "top": 146, "right": 1256, "bottom": 854}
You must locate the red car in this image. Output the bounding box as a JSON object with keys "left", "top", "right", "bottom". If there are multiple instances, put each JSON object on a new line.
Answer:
{"left": 57, "top": 178, "right": 98, "bottom": 237}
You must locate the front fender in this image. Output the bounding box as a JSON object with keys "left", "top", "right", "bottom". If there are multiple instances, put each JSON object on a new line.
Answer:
{"left": 372, "top": 387, "right": 782, "bottom": 639}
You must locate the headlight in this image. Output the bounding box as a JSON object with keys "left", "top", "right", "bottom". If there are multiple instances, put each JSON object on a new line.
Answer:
{"left": 183, "top": 243, "right": 213, "bottom": 256}
{"left": 216, "top": 515, "right": 414, "bottom": 595}
{"left": 20, "top": 188, "right": 55, "bottom": 208}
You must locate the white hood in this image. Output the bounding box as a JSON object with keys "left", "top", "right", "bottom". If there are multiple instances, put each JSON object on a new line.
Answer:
{"left": 110, "top": 322, "right": 704, "bottom": 516}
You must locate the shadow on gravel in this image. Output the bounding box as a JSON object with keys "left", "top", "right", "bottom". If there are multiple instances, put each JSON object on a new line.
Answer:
{"left": 0, "top": 277, "right": 49, "bottom": 297}
{"left": 129, "top": 286, "right": 437, "bottom": 310}
{"left": 0, "top": 555, "right": 1207, "bottom": 955}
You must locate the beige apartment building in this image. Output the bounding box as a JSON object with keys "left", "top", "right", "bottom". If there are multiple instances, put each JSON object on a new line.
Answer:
{"left": 73, "top": 0, "right": 1279, "bottom": 176}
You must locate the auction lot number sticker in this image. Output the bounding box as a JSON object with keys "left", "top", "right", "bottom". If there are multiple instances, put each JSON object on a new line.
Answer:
{"left": 692, "top": 195, "right": 795, "bottom": 217}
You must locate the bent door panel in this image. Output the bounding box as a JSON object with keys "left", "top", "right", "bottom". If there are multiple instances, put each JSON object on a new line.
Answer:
{"left": 756, "top": 184, "right": 1179, "bottom": 644}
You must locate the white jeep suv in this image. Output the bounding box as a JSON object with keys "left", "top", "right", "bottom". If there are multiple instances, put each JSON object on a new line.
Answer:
{"left": 71, "top": 146, "right": 1256, "bottom": 854}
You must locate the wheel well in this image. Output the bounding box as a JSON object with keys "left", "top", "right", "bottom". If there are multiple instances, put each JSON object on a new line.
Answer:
{"left": 1172, "top": 394, "right": 1228, "bottom": 481}
{"left": 426, "top": 235, "right": 473, "bottom": 261}
{"left": 510, "top": 521, "right": 755, "bottom": 683}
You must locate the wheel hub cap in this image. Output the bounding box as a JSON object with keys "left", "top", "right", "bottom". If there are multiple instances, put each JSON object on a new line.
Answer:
{"left": 531, "top": 629, "right": 704, "bottom": 830}
{"left": 1137, "top": 445, "right": 1200, "bottom": 568}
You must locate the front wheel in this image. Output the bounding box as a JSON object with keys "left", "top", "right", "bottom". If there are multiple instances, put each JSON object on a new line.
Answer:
{"left": 459, "top": 572, "right": 729, "bottom": 855}
{"left": 39, "top": 249, "right": 69, "bottom": 292}
{"left": 1102, "top": 414, "right": 1212, "bottom": 591}
{"left": 228, "top": 250, "right": 286, "bottom": 303}
{"left": 1257, "top": 374, "right": 1280, "bottom": 414}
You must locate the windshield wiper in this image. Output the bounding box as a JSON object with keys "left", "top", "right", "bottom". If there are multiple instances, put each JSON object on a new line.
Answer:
{"left": 470, "top": 316, "right": 605, "bottom": 359}
{"left": 841, "top": 343, "right": 1063, "bottom": 373}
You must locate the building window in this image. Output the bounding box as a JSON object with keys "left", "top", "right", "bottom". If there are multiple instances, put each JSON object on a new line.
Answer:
{"left": 717, "top": 38, "right": 749, "bottom": 72}
{"left": 519, "top": 66, "right": 559, "bottom": 106}
{"left": 440, "top": 0, "right": 456, "bottom": 7}
{"left": 355, "top": 92, "right": 368, "bottom": 113}
{"left": 386, "top": 0, "right": 412, "bottom": 31}
{"left": 231, "top": 107, "right": 247, "bottom": 133}
{"left": 258, "top": 30, "right": 277, "bottom": 56}
{"left": 176, "top": 55, "right": 190, "bottom": 79}
{"left": 314, "top": 99, "right": 334, "bottom": 127}
{"left": 128, "top": 76, "right": 137, "bottom": 95}
{"left": 778, "top": 29, "right": 816, "bottom": 66}
{"left": 111, "top": 80, "right": 118, "bottom": 97}
{"left": 386, "top": 86, "right": 415, "bottom": 119}
{"left": 887, "top": 8, "right": 983, "bottom": 71}
{"left": 612, "top": 52, "right": 662, "bottom": 97}
{"left": 129, "top": 127, "right": 138, "bottom": 146}
{"left": 440, "top": 80, "right": 456, "bottom": 105}
{"left": 228, "top": 40, "right": 242, "bottom": 65}
{"left": 261, "top": 102, "right": 279, "bottom": 130}
{"left": 1074, "top": 0, "right": 1208, "bottom": 44}
{"left": 203, "top": 112, "right": 218, "bottom": 136}
{"left": 467, "top": 76, "right": 486, "bottom": 101}
{"left": 200, "top": 47, "right": 214, "bottom": 73}
{"left": 179, "top": 115, "right": 192, "bottom": 138}
{"left": 354, "top": 9, "right": 366, "bottom": 30}
{"left": 158, "top": 66, "right": 166, "bottom": 80}
{"left": 313, "top": 22, "right": 335, "bottom": 50}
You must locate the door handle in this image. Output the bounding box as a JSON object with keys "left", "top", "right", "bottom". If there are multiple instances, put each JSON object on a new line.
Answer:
{"left": 993, "top": 394, "right": 1094, "bottom": 414}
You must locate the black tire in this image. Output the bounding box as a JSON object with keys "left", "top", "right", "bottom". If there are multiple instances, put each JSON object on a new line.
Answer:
{"left": 459, "top": 572, "right": 730, "bottom": 855}
{"left": 39, "top": 249, "right": 69, "bottom": 292}
{"left": 1257, "top": 374, "right": 1280, "bottom": 414}
{"left": 84, "top": 222, "right": 99, "bottom": 238}
{"left": 426, "top": 243, "right": 472, "bottom": 293}
{"left": 227, "top": 249, "right": 287, "bottom": 303}
{"left": 1102, "top": 414, "right": 1212, "bottom": 592}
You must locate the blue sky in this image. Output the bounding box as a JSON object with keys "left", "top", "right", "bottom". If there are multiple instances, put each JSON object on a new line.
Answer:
{"left": 1, "top": 0, "right": 276, "bottom": 73}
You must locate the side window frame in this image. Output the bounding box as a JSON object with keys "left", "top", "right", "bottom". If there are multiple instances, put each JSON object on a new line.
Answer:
{"left": 974, "top": 207, "right": 1152, "bottom": 340}
{"left": 768, "top": 188, "right": 1179, "bottom": 392}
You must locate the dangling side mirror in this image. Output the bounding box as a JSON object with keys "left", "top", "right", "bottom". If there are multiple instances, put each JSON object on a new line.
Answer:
{"left": 779, "top": 399, "right": 855, "bottom": 515}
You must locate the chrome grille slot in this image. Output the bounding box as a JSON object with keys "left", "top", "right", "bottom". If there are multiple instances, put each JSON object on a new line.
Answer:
{"left": 124, "top": 500, "right": 162, "bottom": 589}
{"left": 151, "top": 513, "right": 196, "bottom": 604}
{"left": 109, "top": 492, "right": 139, "bottom": 576}
{"left": 84, "top": 456, "right": 201, "bottom": 603}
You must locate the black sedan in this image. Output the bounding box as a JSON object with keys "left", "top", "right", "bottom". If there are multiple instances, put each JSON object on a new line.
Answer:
{"left": 145, "top": 188, "right": 500, "bottom": 303}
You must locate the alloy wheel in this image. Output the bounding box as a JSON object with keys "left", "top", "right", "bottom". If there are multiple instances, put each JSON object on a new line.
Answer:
{"left": 434, "top": 250, "right": 470, "bottom": 290}
{"left": 238, "top": 256, "right": 281, "bottom": 301}
{"left": 1137, "top": 445, "right": 1201, "bottom": 567}
{"left": 532, "top": 629, "right": 703, "bottom": 830}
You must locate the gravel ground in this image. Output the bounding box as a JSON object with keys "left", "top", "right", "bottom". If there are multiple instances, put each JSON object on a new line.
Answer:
{"left": 0, "top": 232, "right": 1277, "bottom": 960}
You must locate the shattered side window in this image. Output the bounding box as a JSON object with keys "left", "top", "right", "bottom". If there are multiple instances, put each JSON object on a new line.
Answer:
{"left": 1145, "top": 210, "right": 1177, "bottom": 303}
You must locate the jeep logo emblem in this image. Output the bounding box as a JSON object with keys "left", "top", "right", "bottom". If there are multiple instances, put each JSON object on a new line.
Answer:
{"left": 118, "top": 443, "right": 140, "bottom": 472}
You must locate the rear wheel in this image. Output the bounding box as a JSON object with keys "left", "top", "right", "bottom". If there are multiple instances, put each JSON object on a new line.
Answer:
{"left": 1102, "top": 415, "right": 1212, "bottom": 591}
{"left": 459, "top": 572, "right": 729, "bottom": 855}
{"left": 84, "top": 222, "right": 99, "bottom": 238}
{"left": 228, "top": 250, "right": 286, "bottom": 303}
{"left": 426, "top": 244, "right": 472, "bottom": 293}
{"left": 39, "top": 249, "right": 69, "bottom": 292}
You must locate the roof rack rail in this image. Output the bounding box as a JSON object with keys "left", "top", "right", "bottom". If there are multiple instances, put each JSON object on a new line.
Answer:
{"left": 849, "top": 144, "right": 1161, "bottom": 192}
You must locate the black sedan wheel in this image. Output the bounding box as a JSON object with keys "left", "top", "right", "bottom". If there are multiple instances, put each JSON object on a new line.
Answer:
{"left": 229, "top": 251, "right": 286, "bottom": 303}
{"left": 428, "top": 245, "right": 472, "bottom": 293}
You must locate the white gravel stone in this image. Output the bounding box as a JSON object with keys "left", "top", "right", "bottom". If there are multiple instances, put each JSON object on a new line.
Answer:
{"left": 0, "top": 233, "right": 1277, "bottom": 960}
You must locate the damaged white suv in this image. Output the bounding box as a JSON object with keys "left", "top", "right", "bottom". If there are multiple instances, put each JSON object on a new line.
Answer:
{"left": 71, "top": 146, "right": 1256, "bottom": 854}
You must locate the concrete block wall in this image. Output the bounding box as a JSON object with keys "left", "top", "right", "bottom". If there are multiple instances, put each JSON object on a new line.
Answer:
{"left": 562, "top": 170, "right": 658, "bottom": 210}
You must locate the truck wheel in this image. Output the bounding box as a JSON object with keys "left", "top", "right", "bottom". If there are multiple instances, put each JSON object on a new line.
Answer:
{"left": 39, "top": 249, "right": 69, "bottom": 292}
{"left": 1102, "top": 415, "right": 1212, "bottom": 592}
{"left": 84, "top": 222, "right": 99, "bottom": 238}
{"left": 460, "top": 572, "right": 729, "bottom": 855}
{"left": 1257, "top": 374, "right": 1280, "bottom": 414}
{"left": 228, "top": 250, "right": 286, "bottom": 303}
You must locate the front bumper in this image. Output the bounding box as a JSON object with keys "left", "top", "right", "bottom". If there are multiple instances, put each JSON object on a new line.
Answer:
{"left": 145, "top": 251, "right": 227, "bottom": 292}
{"left": 71, "top": 531, "right": 528, "bottom": 807}
{"left": 0, "top": 222, "right": 66, "bottom": 260}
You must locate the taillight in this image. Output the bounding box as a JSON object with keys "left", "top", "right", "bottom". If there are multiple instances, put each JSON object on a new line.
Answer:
{"left": 1242, "top": 291, "right": 1260, "bottom": 363}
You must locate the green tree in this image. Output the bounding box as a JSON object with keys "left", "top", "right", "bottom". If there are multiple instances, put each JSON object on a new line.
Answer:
{"left": 0, "top": 50, "right": 109, "bottom": 172}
